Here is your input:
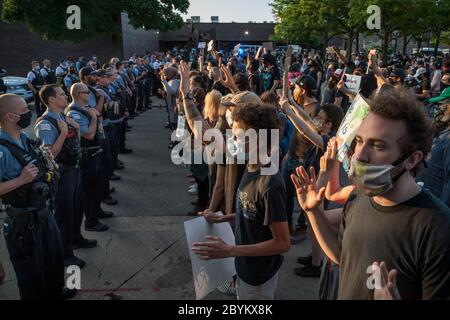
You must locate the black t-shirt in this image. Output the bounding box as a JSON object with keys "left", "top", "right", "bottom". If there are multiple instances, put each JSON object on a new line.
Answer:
{"left": 415, "top": 79, "right": 431, "bottom": 101}
{"left": 249, "top": 73, "right": 262, "bottom": 95}
{"left": 304, "top": 131, "right": 336, "bottom": 174}
{"left": 212, "top": 81, "right": 231, "bottom": 96}
{"left": 261, "top": 66, "right": 281, "bottom": 92}
{"left": 234, "top": 167, "right": 287, "bottom": 286}
{"left": 338, "top": 188, "right": 450, "bottom": 300}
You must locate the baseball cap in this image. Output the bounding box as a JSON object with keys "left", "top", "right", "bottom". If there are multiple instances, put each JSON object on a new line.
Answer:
{"left": 221, "top": 91, "right": 262, "bottom": 108}
{"left": 429, "top": 87, "right": 450, "bottom": 104}
{"left": 79, "top": 66, "right": 98, "bottom": 78}
{"left": 414, "top": 67, "right": 427, "bottom": 78}
{"left": 296, "top": 75, "right": 317, "bottom": 91}
{"left": 390, "top": 68, "right": 406, "bottom": 81}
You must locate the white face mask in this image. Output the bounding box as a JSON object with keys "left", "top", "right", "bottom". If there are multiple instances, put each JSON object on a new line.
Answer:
{"left": 227, "top": 134, "right": 248, "bottom": 161}
{"left": 225, "top": 110, "right": 233, "bottom": 127}
{"left": 34, "top": 66, "right": 40, "bottom": 71}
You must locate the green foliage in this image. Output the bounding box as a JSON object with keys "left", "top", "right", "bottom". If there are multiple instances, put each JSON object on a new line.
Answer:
{"left": 1, "top": 0, "right": 189, "bottom": 42}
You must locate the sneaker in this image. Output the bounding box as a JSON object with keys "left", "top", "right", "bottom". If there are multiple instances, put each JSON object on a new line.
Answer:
{"left": 217, "top": 279, "right": 236, "bottom": 296}
{"left": 64, "top": 255, "right": 86, "bottom": 269}
{"left": 294, "top": 264, "right": 321, "bottom": 278}
{"left": 297, "top": 254, "right": 313, "bottom": 265}
{"left": 73, "top": 237, "right": 97, "bottom": 249}
{"left": 188, "top": 186, "right": 198, "bottom": 195}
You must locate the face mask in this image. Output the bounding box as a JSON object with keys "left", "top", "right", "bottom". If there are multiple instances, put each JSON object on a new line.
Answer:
{"left": 348, "top": 156, "right": 407, "bottom": 197}
{"left": 225, "top": 110, "right": 233, "bottom": 127}
{"left": 13, "top": 110, "right": 33, "bottom": 129}
{"left": 34, "top": 66, "right": 40, "bottom": 71}
{"left": 355, "top": 60, "right": 361, "bottom": 67}
{"left": 227, "top": 135, "right": 248, "bottom": 161}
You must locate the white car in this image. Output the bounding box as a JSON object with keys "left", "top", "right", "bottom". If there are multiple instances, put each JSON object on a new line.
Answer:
{"left": 2, "top": 76, "right": 34, "bottom": 103}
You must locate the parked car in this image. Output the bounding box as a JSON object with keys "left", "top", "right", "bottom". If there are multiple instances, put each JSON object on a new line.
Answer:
{"left": 0, "top": 68, "right": 34, "bottom": 103}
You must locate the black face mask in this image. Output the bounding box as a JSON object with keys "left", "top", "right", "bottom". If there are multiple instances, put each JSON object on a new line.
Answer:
{"left": 16, "top": 111, "right": 33, "bottom": 129}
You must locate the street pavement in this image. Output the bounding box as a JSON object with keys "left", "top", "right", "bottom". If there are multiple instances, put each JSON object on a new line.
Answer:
{"left": 0, "top": 100, "right": 319, "bottom": 300}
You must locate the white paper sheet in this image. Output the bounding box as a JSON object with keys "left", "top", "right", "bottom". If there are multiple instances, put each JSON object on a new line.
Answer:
{"left": 184, "top": 213, "right": 236, "bottom": 300}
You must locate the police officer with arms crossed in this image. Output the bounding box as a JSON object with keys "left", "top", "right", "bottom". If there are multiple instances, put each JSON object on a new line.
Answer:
{"left": 27, "top": 61, "right": 46, "bottom": 117}
{"left": 67, "top": 83, "right": 110, "bottom": 232}
{"left": 40, "top": 59, "right": 57, "bottom": 85}
{"left": 0, "top": 93, "right": 76, "bottom": 299}
{"left": 34, "top": 84, "right": 96, "bottom": 268}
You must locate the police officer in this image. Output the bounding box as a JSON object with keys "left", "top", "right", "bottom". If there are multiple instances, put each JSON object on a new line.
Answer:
{"left": 34, "top": 84, "right": 96, "bottom": 268}
{"left": 40, "top": 59, "right": 57, "bottom": 85}
{"left": 96, "top": 69, "right": 121, "bottom": 206}
{"left": 0, "top": 93, "right": 76, "bottom": 300}
{"left": 67, "top": 83, "right": 110, "bottom": 232}
{"left": 133, "top": 58, "right": 147, "bottom": 113}
{"left": 63, "top": 65, "right": 80, "bottom": 98}
{"left": 55, "top": 59, "right": 69, "bottom": 87}
{"left": 26, "top": 61, "right": 45, "bottom": 117}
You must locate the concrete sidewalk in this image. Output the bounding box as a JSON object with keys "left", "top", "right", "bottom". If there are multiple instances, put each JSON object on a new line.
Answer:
{"left": 0, "top": 102, "right": 319, "bottom": 300}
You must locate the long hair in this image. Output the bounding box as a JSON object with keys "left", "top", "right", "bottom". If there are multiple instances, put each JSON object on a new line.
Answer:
{"left": 203, "top": 90, "right": 222, "bottom": 123}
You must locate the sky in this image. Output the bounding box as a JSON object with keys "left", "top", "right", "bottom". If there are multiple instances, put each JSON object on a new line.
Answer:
{"left": 182, "top": 0, "right": 275, "bottom": 23}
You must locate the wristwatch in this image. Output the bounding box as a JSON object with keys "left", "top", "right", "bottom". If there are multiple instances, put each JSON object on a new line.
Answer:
{"left": 183, "top": 91, "right": 193, "bottom": 101}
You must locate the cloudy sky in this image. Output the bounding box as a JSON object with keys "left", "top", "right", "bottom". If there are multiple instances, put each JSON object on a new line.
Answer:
{"left": 182, "top": 0, "right": 275, "bottom": 23}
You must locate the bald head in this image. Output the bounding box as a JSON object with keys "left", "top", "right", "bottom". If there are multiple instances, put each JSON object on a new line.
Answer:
{"left": 71, "top": 83, "right": 90, "bottom": 105}
{"left": 0, "top": 94, "right": 27, "bottom": 119}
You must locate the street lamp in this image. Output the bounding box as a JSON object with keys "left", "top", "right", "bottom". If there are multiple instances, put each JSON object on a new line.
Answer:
{"left": 245, "top": 31, "right": 249, "bottom": 35}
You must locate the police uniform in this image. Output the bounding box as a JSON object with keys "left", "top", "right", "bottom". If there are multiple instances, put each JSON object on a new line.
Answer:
{"left": 55, "top": 64, "right": 68, "bottom": 87}
{"left": 40, "top": 67, "right": 57, "bottom": 85}
{"left": 66, "top": 103, "right": 107, "bottom": 231}
{"left": 132, "top": 64, "right": 145, "bottom": 112}
{"left": 34, "top": 111, "right": 82, "bottom": 261}
{"left": 27, "top": 69, "right": 45, "bottom": 117}
{"left": 96, "top": 85, "right": 118, "bottom": 202}
{"left": 0, "top": 130, "right": 64, "bottom": 300}
{"left": 63, "top": 73, "right": 80, "bottom": 98}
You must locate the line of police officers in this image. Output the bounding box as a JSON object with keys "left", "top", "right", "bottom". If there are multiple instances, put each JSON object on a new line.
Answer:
{"left": 0, "top": 60, "right": 154, "bottom": 299}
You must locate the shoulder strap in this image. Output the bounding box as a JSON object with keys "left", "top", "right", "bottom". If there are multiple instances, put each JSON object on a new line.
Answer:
{"left": 36, "top": 115, "right": 60, "bottom": 134}
{"left": 0, "top": 138, "right": 34, "bottom": 167}
{"left": 68, "top": 106, "right": 91, "bottom": 120}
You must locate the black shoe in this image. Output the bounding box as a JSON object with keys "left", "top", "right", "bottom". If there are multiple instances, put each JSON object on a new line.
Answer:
{"left": 102, "top": 198, "right": 118, "bottom": 206}
{"left": 109, "top": 187, "right": 116, "bottom": 194}
{"left": 114, "top": 164, "right": 125, "bottom": 170}
{"left": 99, "top": 211, "right": 114, "bottom": 219}
{"left": 126, "top": 129, "right": 131, "bottom": 132}
{"left": 294, "top": 264, "right": 321, "bottom": 278}
{"left": 73, "top": 237, "right": 97, "bottom": 249}
{"left": 297, "top": 254, "right": 313, "bottom": 265}
{"left": 85, "top": 222, "right": 109, "bottom": 232}
{"left": 119, "top": 148, "right": 133, "bottom": 154}
{"left": 64, "top": 256, "right": 86, "bottom": 269}
{"left": 165, "top": 124, "right": 170, "bottom": 129}
{"left": 61, "top": 288, "right": 77, "bottom": 300}
{"left": 109, "top": 174, "right": 121, "bottom": 181}
{"left": 127, "top": 125, "right": 133, "bottom": 129}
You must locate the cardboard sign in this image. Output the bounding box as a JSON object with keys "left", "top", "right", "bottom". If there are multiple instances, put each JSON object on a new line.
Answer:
{"left": 336, "top": 94, "right": 371, "bottom": 172}
{"left": 344, "top": 74, "right": 362, "bottom": 93}
{"left": 207, "top": 40, "right": 215, "bottom": 52}
{"left": 198, "top": 42, "right": 206, "bottom": 49}
{"left": 283, "top": 46, "right": 293, "bottom": 97}
{"left": 262, "top": 42, "right": 274, "bottom": 52}
{"left": 340, "top": 50, "right": 347, "bottom": 58}
{"left": 291, "top": 45, "right": 301, "bottom": 53}
{"left": 185, "top": 213, "right": 236, "bottom": 300}
{"left": 233, "top": 43, "right": 242, "bottom": 56}
{"left": 326, "top": 46, "right": 335, "bottom": 54}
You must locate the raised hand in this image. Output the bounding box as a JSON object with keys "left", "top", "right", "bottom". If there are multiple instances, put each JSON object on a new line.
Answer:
{"left": 372, "top": 261, "right": 401, "bottom": 300}
{"left": 219, "top": 64, "right": 239, "bottom": 93}
{"left": 320, "top": 137, "right": 338, "bottom": 174}
{"left": 291, "top": 166, "right": 325, "bottom": 213}
{"left": 179, "top": 61, "right": 190, "bottom": 96}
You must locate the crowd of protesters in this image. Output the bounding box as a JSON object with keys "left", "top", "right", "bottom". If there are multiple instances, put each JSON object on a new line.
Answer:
{"left": 0, "top": 41, "right": 449, "bottom": 300}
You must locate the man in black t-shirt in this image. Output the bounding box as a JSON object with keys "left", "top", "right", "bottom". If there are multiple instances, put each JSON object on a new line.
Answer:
{"left": 260, "top": 54, "right": 281, "bottom": 94}
{"left": 192, "top": 105, "right": 290, "bottom": 300}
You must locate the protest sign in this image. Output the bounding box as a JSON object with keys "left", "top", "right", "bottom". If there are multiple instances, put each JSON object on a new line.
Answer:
{"left": 184, "top": 213, "right": 236, "bottom": 300}
{"left": 345, "top": 74, "right": 362, "bottom": 92}
{"left": 198, "top": 42, "right": 206, "bottom": 49}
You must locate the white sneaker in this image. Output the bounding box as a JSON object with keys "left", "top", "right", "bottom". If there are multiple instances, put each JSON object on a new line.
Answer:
{"left": 217, "top": 279, "right": 236, "bottom": 296}
{"left": 188, "top": 186, "right": 198, "bottom": 195}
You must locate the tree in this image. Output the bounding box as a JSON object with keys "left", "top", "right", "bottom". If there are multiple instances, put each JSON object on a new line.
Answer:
{"left": 0, "top": 0, "right": 189, "bottom": 43}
